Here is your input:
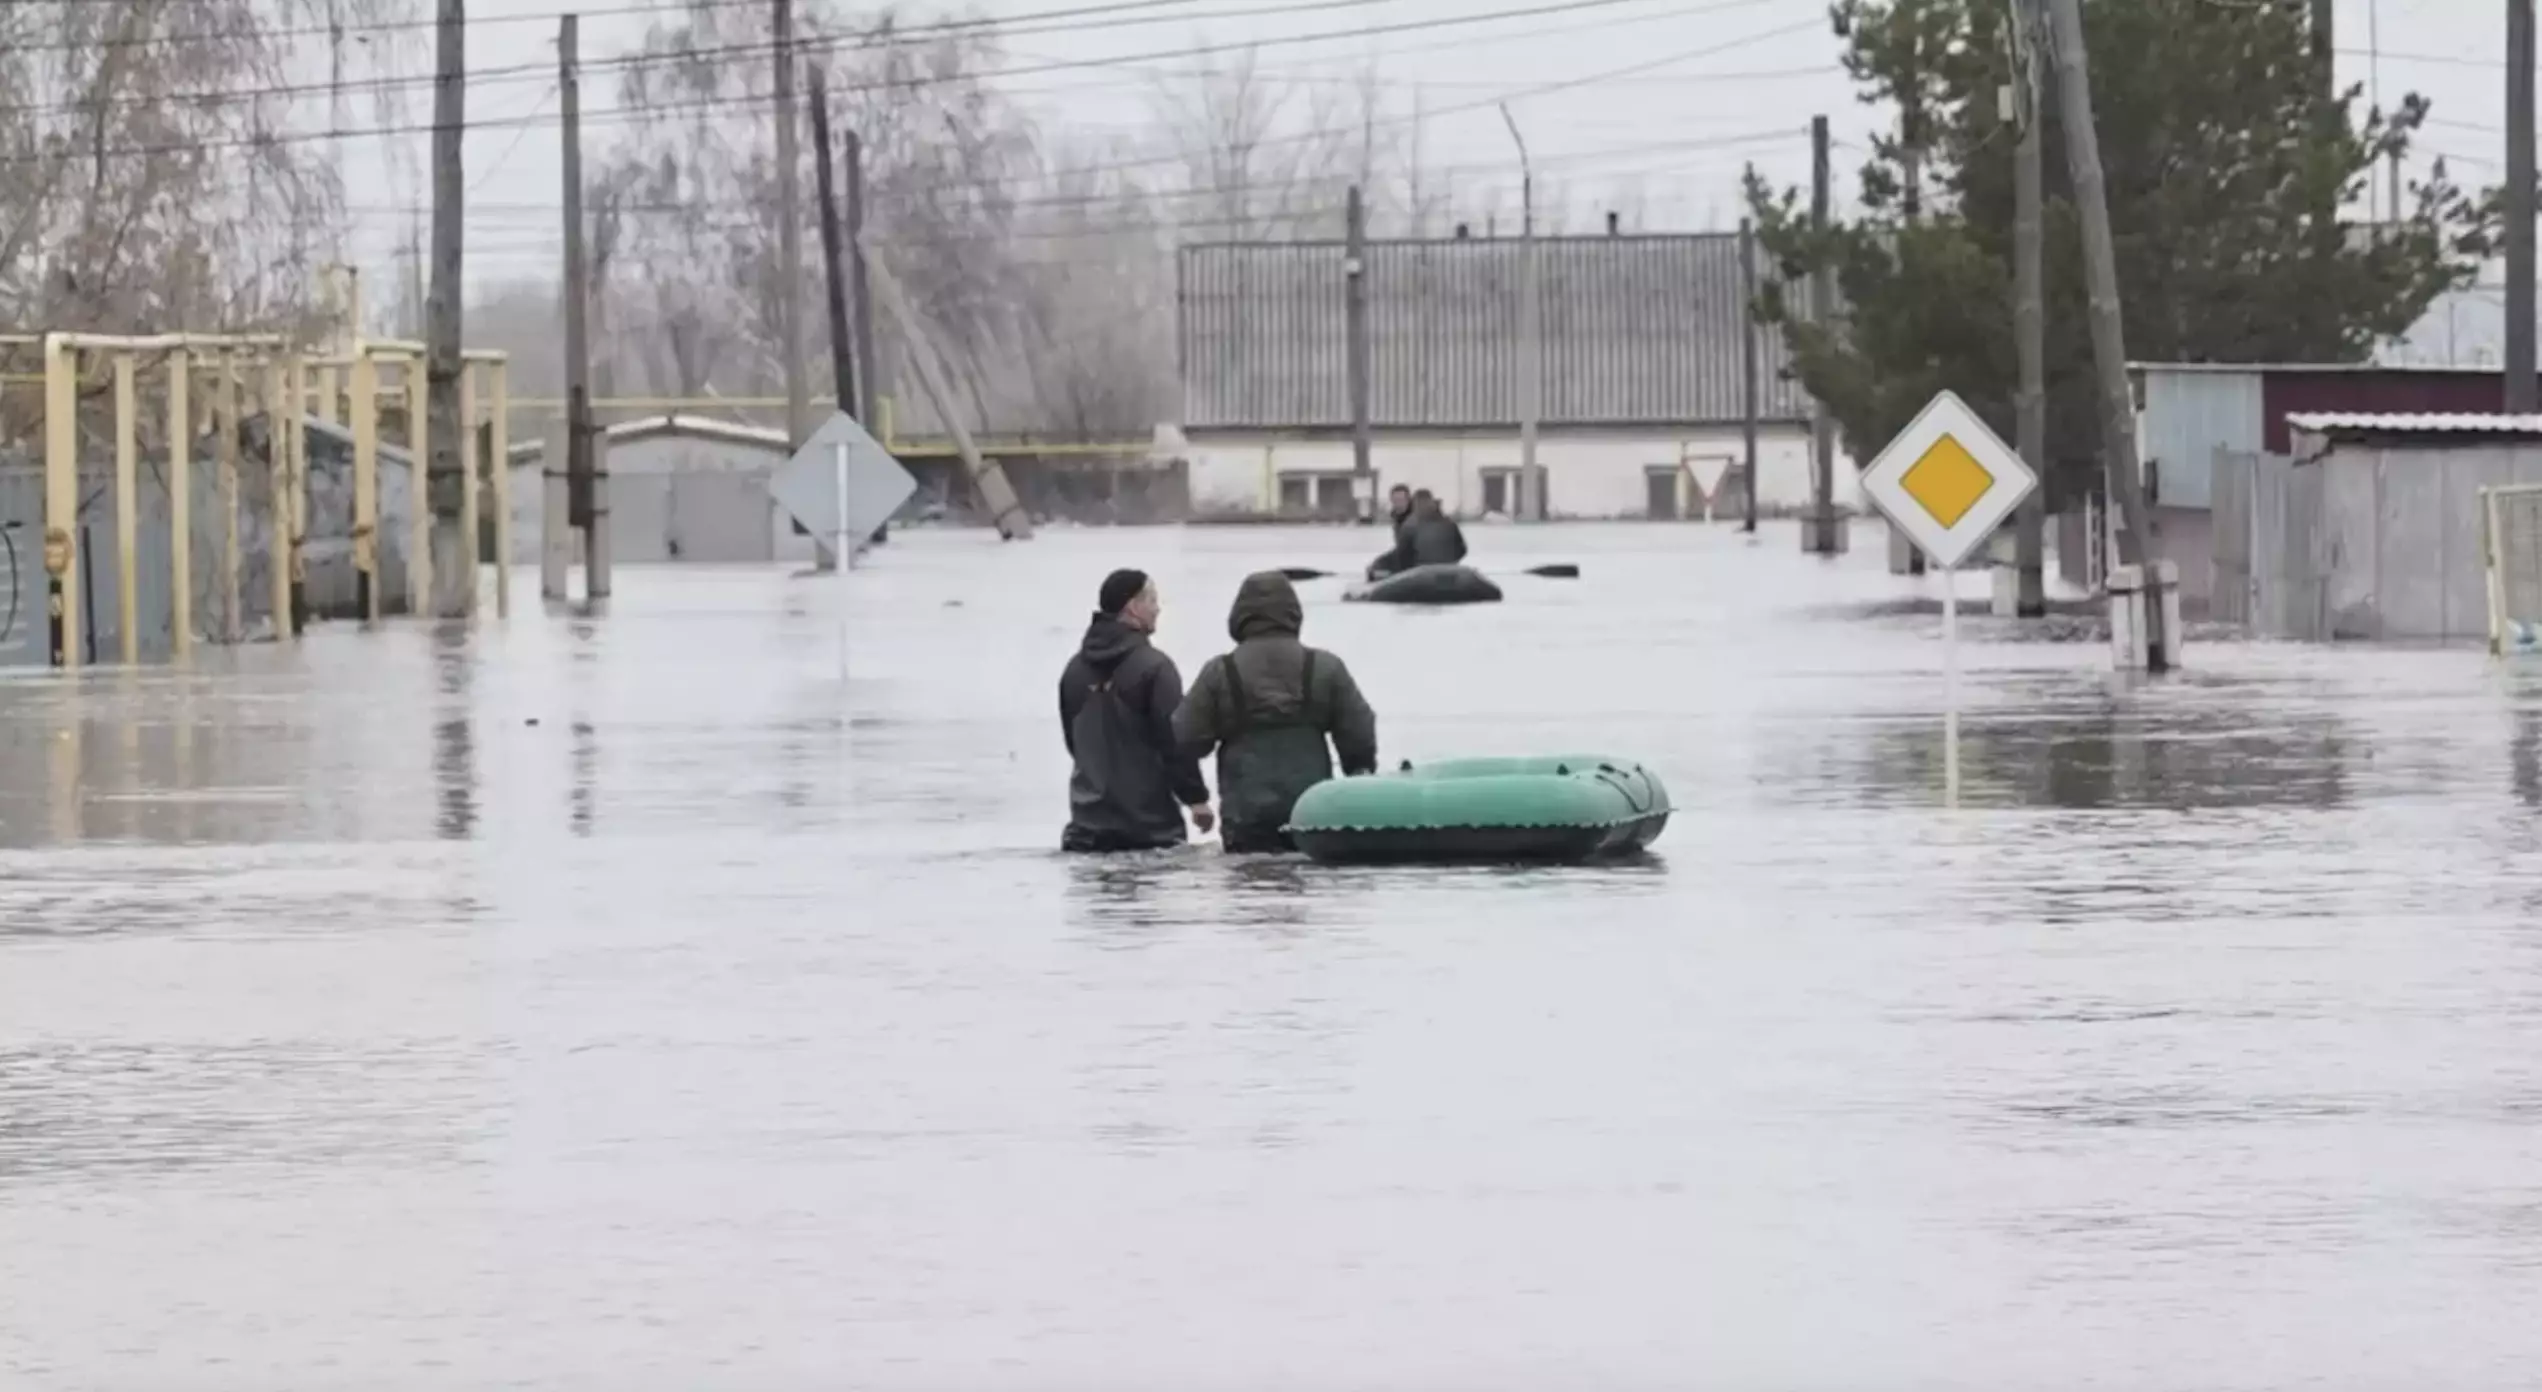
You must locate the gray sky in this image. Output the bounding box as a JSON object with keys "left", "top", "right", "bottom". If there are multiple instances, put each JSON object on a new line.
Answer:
{"left": 313, "top": 0, "right": 2504, "bottom": 295}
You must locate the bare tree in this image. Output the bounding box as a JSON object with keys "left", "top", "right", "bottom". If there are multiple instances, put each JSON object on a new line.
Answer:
{"left": 0, "top": 1, "right": 377, "bottom": 340}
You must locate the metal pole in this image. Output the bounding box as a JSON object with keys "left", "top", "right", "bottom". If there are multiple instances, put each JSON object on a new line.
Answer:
{"left": 834, "top": 436, "right": 850, "bottom": 679}
{"left": 2012, "top": 0, "right": 2048, "bottom": 616}
{"left": 1738, "top": 216, "right": 1759, "bottom": 534}
{"left": 2510, "top": 0, "right": 2536, "bottom": 411}
{"left": 1500, "top": 103, "right": 1541, "bottom": 523}
{"left": 2045, "top": 0, "right": 2166, "bottom": 667}
{"left": 775, "top": 0, "right": 808, "bottom": 449}
{"left": 1804, "top": 114, "right": 1840, "bottom": 554}
{"left": 1346, "top": 184, "right": 1373, "bottom": 522}
{"left": 1943, "top": 560, "right": 1960, "bottom": 807}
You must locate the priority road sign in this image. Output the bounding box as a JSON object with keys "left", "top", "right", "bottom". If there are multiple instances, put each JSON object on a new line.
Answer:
{"left": 1857, "top": 390, "right": 2037, "bottom": 570}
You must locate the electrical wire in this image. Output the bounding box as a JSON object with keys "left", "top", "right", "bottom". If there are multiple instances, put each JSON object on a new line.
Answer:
{"left": 1, "top": 0, "right": 1243, "bottom": 56}
{"left": 0, "top": 0, "right": 1418, "bottom": 116}
{"left": 0, "top": 0, "right": 1759, "bottom": 155}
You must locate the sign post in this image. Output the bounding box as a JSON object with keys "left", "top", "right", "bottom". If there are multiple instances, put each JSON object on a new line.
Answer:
{"left": 768, "top": 408, "right": 920, "bottom": 681}
{"left": 1856, "top": 390, "right": 2039, "bottom": 807}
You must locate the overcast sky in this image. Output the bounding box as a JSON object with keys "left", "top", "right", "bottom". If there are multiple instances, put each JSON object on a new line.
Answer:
{"left": 309, "top": 0, "right": 2506, "bottom": 296}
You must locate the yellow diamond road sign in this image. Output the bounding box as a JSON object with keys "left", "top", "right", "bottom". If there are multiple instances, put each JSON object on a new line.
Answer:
{"left": 1859, "top": 389, "right": 2038, "bottom": 570}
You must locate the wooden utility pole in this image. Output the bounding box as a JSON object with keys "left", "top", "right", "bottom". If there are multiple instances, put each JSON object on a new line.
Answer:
{"left": 846, "top": 128, "right": 878, "bottom": 428}
{"left": 2043, "top": 0, "right": 2163, "bottom": 665}
{"left": 2510, "top": 0, "right": 2536, "bottom": 411}
{"left": 1345, "top": 184, "right": 1373, "bottom": 522}
{"left": 1738, "top": 215, "right": 1759, "bottom": 534}
{"left": 774, "top": 0, "right": 808, "bottom": 448}
{"left": 2011, "top": 0, "right": 2048, "bottom": 616}
{"left": 808, "top": 65, "right": 853, "bottom": 572}
{"left": 558, "top": 13, "right": 595, "bottom": 601}
{"left": 424, "top": 0, "right": 469, "bottom": 616}
{"left": 1802, "top": 114, "right": 1842, "bottom": 554}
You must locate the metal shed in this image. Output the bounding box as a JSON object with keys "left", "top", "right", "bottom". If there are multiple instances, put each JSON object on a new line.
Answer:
{"left": 2219, "top": 413, "right": 2542, "bottom": 642}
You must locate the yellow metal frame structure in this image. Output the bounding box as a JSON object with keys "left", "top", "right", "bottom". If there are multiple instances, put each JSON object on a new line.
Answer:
{"left": 321, "top": 338, "right": 512, "bottom": 626}
{"left": 21, "top": 328, "right": 510, "bottom": 671}
{"left": 502, "top": 392, "right": 1147, "bottom": 459}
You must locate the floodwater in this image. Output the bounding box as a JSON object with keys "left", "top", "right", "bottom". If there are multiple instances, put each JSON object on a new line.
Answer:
{"left": 5, "top": 521, "right": 2542, "bottom": 1389}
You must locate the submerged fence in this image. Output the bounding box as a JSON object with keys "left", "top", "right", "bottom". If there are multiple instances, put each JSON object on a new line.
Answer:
{"left": 0, "top": 333, "right": 512, "bottom": 671}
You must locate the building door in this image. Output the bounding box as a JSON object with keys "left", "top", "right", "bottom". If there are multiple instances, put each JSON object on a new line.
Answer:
{"left": 1645, "top": 466, "right": 1680, "bottom": 520}
{"left": 1481, "top": 469, "right": 1514, "bottom": 516}
{"left": 1314, "top": 475, "right": 1355, "bottom": 519}
{"left": 1278, "top": 474, "right": 1313, "bottom": 515}
{"left": 671, "top": 471, "right": 777, "bottom": 563}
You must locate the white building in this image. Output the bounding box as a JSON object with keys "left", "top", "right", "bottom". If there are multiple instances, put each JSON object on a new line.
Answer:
{"left": 1174, "top": 232, "right": 1860, "bottom": 520}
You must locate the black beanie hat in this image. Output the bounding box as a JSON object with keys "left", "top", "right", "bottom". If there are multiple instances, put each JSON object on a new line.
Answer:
{"left": 1097, "top": 568, "right": 1151, "bottom": 616}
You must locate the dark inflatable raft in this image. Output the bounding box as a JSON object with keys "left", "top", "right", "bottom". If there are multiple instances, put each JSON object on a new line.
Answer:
{"left": 1344, "top": 562, "right": 1504, "bottom": 605}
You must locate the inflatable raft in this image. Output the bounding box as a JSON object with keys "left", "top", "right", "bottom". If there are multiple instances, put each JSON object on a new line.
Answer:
{"left": 1285, "top": 755, "right": 1671, "bottom": 864}
{"left": 1344, "top": 563, "right": 1504, "bottom": 605}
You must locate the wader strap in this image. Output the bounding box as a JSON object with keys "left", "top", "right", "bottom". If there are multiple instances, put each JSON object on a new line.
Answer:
{"left": 1216, "top": 647, "right": 1317, "bottom": 737}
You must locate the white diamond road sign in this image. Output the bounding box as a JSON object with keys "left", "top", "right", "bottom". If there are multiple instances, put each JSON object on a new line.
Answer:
{"left": 766, "top": 409, "right": 918, "bottom": 551}
{"left": 1856, "top": 389, "right": 2038, "bottom": 570}
{"left": 1686, "top": 454, "right": 1731, "bottom": 499}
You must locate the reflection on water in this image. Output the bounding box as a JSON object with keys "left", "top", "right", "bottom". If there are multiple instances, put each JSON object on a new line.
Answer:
{"left": 5, "top": 523, "right": 2542, "bottom": 1388}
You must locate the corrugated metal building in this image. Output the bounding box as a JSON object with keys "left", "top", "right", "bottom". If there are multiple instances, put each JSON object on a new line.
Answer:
{"left": 1175, "top": 233, "right": 1854, "bottom": 520}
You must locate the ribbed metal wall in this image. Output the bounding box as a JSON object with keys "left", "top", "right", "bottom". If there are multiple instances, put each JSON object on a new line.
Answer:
{"left": 1178, "top": 234, "right": 1814, "bottom": 431}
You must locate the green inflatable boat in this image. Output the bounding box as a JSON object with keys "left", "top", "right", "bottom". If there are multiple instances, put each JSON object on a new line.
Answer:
{"left": 1284, "top": 755, "right": 1671, "bottom": 864}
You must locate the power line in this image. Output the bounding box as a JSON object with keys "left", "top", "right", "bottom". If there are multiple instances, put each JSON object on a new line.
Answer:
{"left": 360, "top": 124, "right": 1807, "bottom": 225}
{"left": 0, "top": 0, "right": 1806, "bottom": 169}
{"left": 0, "top": 0, "right": 1231, "bottom": 56}
{"left": 1, "top": 0, "right": 1414, "bottom": 116}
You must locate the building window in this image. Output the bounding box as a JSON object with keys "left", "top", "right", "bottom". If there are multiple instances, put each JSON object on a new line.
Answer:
{"left": 1480, "top": 468, "right": 1516, "bottom": 516}
{"left": 1644, "top": 465, "right": 1680, "bottom": 520}
{"left": 1278, "top": 471, "right": 1357, "bottom": 519}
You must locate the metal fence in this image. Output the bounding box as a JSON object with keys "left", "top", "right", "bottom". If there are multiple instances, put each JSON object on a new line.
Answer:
{"left": 2214, "top": 439, "right": 2542, "bottom": 642}
{"left": 1177, "top": 234, "right": 1814, "bottom": 431}
{"left": 0, "top": 421, "right": 420, "bottom": 669}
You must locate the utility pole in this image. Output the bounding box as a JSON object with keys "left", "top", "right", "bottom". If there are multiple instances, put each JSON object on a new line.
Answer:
{"left": 558, "top": 13, "right": 594, "bottom": 602}
{"left": 1501, "top": 103, "right": 1542, "bottom": 523}
{"left": 2011, "top": 0, "right": 2048, "bottom": 616}
{"left": 2044, "top": 0, "right": 2164, "bottom": 666}
{"left": 1346, "top": 184, "right": 1373, "bottom": 523}
{"left": 1738, "top": 215, "right": 1759, "bottom": 534}
{"left": 1896, "top": 58, "right": 1927, "bottom": 577}
{"left": 2510, "top": 0, "right": 2536, "bottom": 411}
{"left": 846, "top": 128, "right": 878, "bottom": 429}
{"left": 807, "top": 65, "right": 854, "bottom": 571}
{"left": 1802, "top": 114, "right": 1843, "bottom": 554}
{"left": 423, "top": 0, "right": 469, "bottom": 616}
{"left": 774, "top": 0, "right": 809, "bottom": 449}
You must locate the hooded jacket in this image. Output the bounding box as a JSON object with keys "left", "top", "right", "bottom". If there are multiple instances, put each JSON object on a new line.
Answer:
{"left": 1172, "top": 572, "right": 1379, "bottom": 848}
{"left": 1058, "top": 613, "right": 1210, "bottom": 848}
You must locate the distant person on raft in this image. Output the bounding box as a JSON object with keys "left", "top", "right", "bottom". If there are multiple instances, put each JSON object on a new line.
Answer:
{"left": 1057, "top": 568, "right": 1216, "bottom": 853}
{"left": 1172, "top": 571, "right": 1380, "bottom": 853}
{"left": 1370, "top": 490, "right": 1469, "bottom": 581}
{"left": 1368, "top": 484, "right": 1417, "bottom": 580}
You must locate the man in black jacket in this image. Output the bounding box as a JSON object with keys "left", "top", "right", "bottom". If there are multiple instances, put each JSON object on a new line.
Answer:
{"left": 1058, "top": 569, "right": 1215, "bottom": 852}
{"left": 1173, "top": 570, "right": 1379, "bottom": 853}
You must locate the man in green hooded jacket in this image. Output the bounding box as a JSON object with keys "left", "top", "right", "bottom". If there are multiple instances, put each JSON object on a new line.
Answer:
{"left": 1172, "top": 570, "right": 1380, "bottom": 853}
